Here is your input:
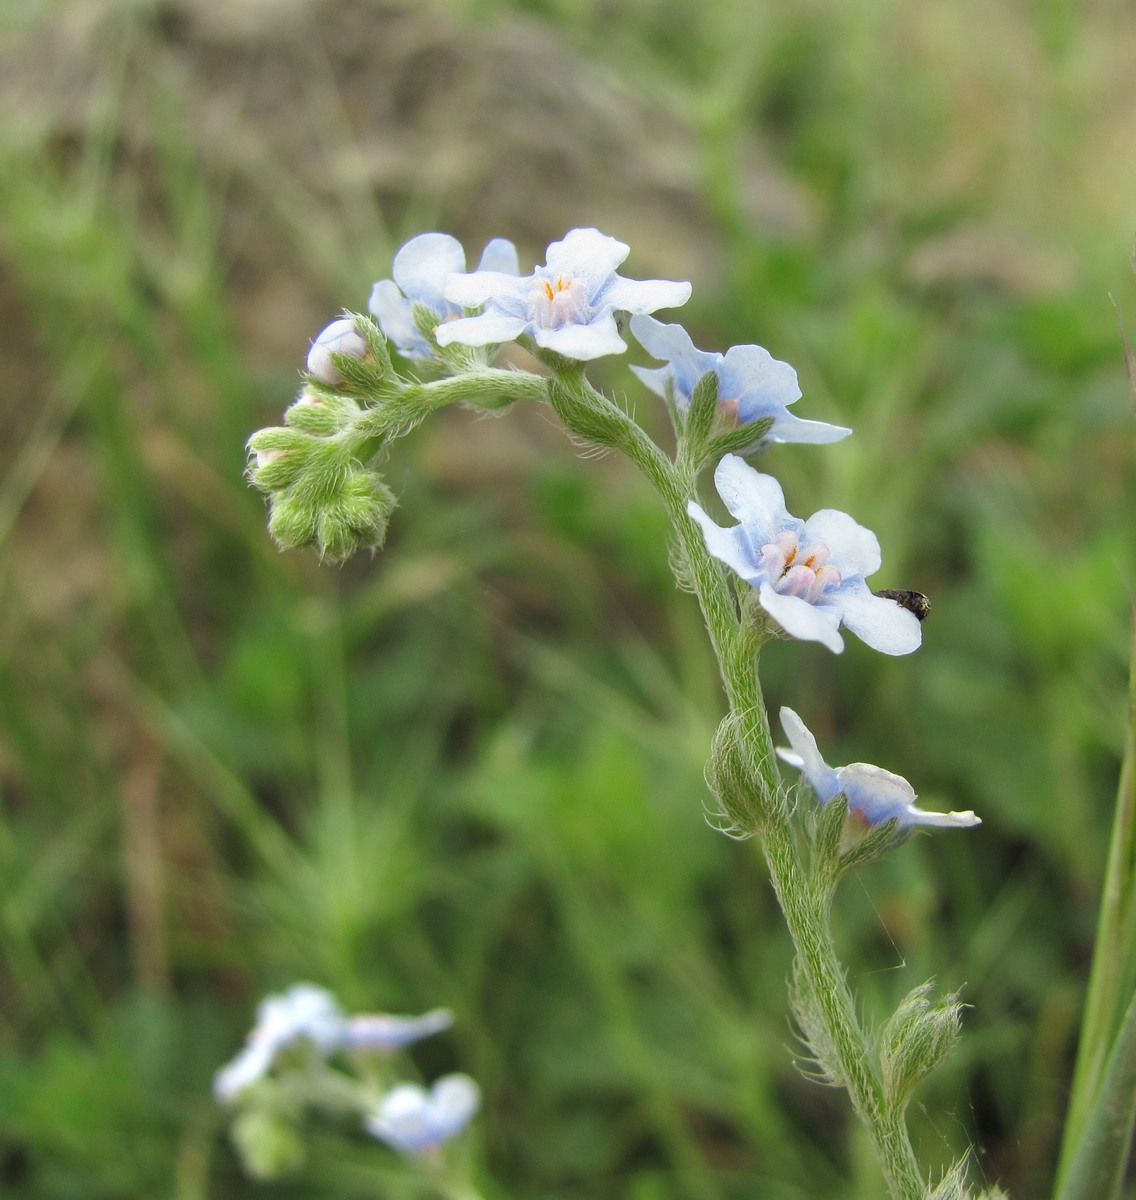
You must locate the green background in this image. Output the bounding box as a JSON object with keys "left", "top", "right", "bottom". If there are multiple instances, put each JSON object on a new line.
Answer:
{"left": 0, "top": 0, "right": 1133, "bottom": 1195}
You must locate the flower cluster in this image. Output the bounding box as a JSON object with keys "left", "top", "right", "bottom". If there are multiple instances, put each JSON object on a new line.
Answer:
{"left": 254, "top": 223, "right": 980, "bottom": 852}
{"left": 214, "top": 984, "right": 479, "bottom": 1175}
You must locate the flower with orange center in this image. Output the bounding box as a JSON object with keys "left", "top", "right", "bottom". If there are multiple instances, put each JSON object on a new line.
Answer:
{"left": 688, "top": 455, "right": 922, "bottom": 655}
{"left": 437, "top": 227, "right": 691, "bottom": 361}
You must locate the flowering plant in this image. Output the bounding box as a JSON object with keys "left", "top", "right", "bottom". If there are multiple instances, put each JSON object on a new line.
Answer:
{"left": 236, "top": 227, "right": 1131, "bottom": 1200}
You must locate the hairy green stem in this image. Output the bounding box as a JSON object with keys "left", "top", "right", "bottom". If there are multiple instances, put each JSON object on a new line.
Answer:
{"left": 349, "top": 367, "right": 549, "bottom": 462}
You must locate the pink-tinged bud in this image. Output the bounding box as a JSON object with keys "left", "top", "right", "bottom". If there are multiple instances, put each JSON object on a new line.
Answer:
{"left": 293, "top": 386, "right": 324, "bottom": 408}
{"left": 306, "top": 318, "right": 368, "bottom": 385}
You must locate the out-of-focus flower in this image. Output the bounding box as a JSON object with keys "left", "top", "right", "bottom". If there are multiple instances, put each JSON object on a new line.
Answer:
{"left": 342, "top": 1007, "right": 454, "bottom": 1051}
{"left": 437, "top": 227, "right": 691, "bottom": 361}
{"left": 365, "top": 1074, "right": 481, "bottom": 1156}
{"left": 306, "top": 319, "right": 369, "bottom": 384}
{"left": 369, "top": 233, "right": 519, "bottom": 360}
{"left": 687, "top": 454, "right": 921, "bottom": 655}
{"left": 214, "top": 984, "right": 346, "bottom": 1102}
{"left": 630, "top": 315, "right": 850, "bottom": 444}
{"left": 777, "top": 707, "right": 981, "bottom": 828}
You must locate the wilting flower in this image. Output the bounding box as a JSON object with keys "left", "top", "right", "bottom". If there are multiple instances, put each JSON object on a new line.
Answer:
{"left": 687, "top": 455, "right": 921, "bottom": 654}
{"left": 630, "top": 315, "right": 850, "bottom": 445}
{"left": 365, "top": 1074, "right": 481, "bottom": 1156}
{"left": 777, "top": 707, "right": 981, "bottom": 828}
{"left": 437, "top": 227, "right": 691, "bottom": 361}
{"left": 341, "top": 1007, "right": 454, "bottom": 1051}
{"left": 306, "top": 318, "right": 368, "bottom": 384}
{"left": 214, "top": 984, "right": 346, "bottom": 1102}
{"left": 369, "top": 233, "right": 520, "bottom": 360}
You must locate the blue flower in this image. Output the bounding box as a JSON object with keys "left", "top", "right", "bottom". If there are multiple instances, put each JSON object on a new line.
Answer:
{"left": 777, "top": 707, "right": 981, "bottom": 828}
{"left": 436, "top": 227, "right": 692, "bottom": 361}
{"left": 213, "top": 983, "right": 346, "bottom": 1102}
{"left": 687, "top": 455, "right": 921, "bottom": 655}
{"left": 365, "top": 1074, "right": 481, "bottom": 1156}
{"left": 341, "top": 1007, "right": 453, "bottom": 1051}
{"left": 369, "top": 233, "right": 520, "bottom": 360}
{"left": 630, "top": 315, "right": 851, "bottom": 445}
{"left": 306, "top": 318, "right": 368, "bottom": 384}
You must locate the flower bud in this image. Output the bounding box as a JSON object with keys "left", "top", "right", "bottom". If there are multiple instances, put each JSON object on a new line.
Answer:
{"left": 283, "top": 386, "right": 357, "bottom": 436}
{"left": 306, "top": 318, "right": 368, "bottom": 385}
{"left": 247, "top": 428, "right": 314, "bottom": 492}
{"left": 231, "top": 1109, "right": 305, "bottom": 1179}
{"left": 880, "top": 981, "right": 963, "bottom": 1112}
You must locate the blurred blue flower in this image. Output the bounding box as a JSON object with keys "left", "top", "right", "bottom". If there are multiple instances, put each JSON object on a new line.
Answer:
{"left": 365, "top": 1074, "right": 481, "bottom": 1156}
{"left": 629, "top": 315, "right": 850, "bottom": 445}
{"left": 687, "top": 454, "right": 921, "bottom": 654}
{"left": 306, "top": 318, "right": 368, "bottom": 384}
{"left": 777, "top": 707, "right": 981, "bottom": 828}
{"left": 342, "top": 1007, "right": 454, "bottom": 1051}
{"left": 369, "top": 233, "right": 519, "bottom": 360}
{"left": 437, "top": 227, "right": 691, "bottom": 361}
{"left": 214, "top": 983, "right": 346, "bottom": 1102}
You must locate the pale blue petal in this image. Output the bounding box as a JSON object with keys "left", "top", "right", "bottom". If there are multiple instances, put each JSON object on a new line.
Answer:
{"left": 836, "top": 762, "right": 920, "bottom": 821}
{"left": 436, "top": 312, "right": 528, "bottom": 347}
{"left": 431, "top": 1073, "right": 481, "bottom": 1135}
{"left": 602, "top": 276, "right": 692, "bottom": 315}
{"left": 719, "top": 343, "right": 802, "bottom": 411}
{"left": 366, "top": 1075, "right": 480, "bottom": 1156}
{"left": 392, "top": 233, "right": 466, "bottom": 310}
{"left": 629, "top": 363, "right": 672, "bottom": 398}
{"left": 803, "top": 509, "right": 881, "bottom": 577}
{"left": 630, "top": 315, "right": 719, "bottom": 403}
{"left": 306, "top": 318, "right": 367, "bottom": 384}
{"left": 778, "top": 707, "right": 841, "bottom": 799}
{"left": 368, "top": 279, "right": 431, "bottom": 358}
{"left": 766, "top": 414, "right": 852, "bottom": 444}
{"left": 534, "top": 315, "right": 627, "bottom": 359}
{"left": 836, "top": 763, "right": 978, "bottom": 827}
{"left": 759, "top": 583, "right": 845, "bottom": 653}
{"left": 712, "top": 455, "right": 792, "bottom": 539}
{"left": 444, "top": 270, "right": 529, "bottom": 310}
{"left": 902, "top": 805, "right": 982, "bottom": 828}
{"left": 687, "top": 502, "right": 763, "bottom": 582}
{"left": 837, "top": 587, "right": 922, "bottom": 655}
{"left": 213, "top": 1042, "right": 274, "bottom": 1101}
{"left": 476, "top": 238, "right": 520, "bottom": 275}
{"left": 629, "top": 313, "right": 697, "bottom": 360}
{"left": 343, "top": 1007, "right": 453, "bottom": 1050}
{"left": 544, "top": 228, "right": 629, "bottom": 287}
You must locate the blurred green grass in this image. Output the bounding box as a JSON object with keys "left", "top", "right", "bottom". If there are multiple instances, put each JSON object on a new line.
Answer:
{"left": 0, "top": 0, "right": 1133, "bottom": 1196}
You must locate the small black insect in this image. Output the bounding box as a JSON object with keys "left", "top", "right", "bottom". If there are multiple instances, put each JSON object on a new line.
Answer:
{"left": 874, "top": 589, "right": 931, "bottom": 622}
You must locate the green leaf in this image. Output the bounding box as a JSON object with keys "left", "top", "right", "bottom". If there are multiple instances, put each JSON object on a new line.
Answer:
{"left": 1053, "top": 986, "right": 1136, "bottom": 1200}
{"left": 1054, "top": 608, "right": 1136, "bottom": 1194}
{"left": 682, "top": 369, "right": 719, "bottom": 455}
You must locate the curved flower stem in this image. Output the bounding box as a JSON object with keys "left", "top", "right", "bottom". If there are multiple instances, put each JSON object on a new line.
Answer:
{"left": 349, "top": 367, "right": 550, "bottom": 462}
{"left": 551, "top": 370, "right": 927, "bottom": 1200}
